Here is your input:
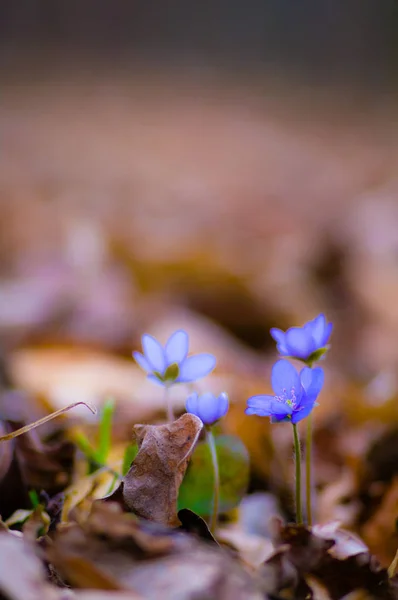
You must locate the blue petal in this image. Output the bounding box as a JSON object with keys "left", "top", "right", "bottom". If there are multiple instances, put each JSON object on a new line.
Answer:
{"left": 285, "top": 328, "right": 315, "bottom": 359}
{"left": 291, "top": 398, "right": 315, "bottom": 423}
{"left": 299, "top": 366, "right": 313, "bottom": 393}
{"left": 165, "top": 329, "right": 189, "bottom": 365}
{"left": 270, "top": 329, "right": 290, "bottom": 356}
{"left": 270, "top": 328, "right": 286, "bottom": 345}
{"left": 217, "top": 392, "right": 229, "bottom": 418}
{"left": 147, "top": 374, "right": 165, "bottom": 387}
{"left": 276, "top": 342, "right": 289, "bottom": 355}
{"left": 133, "top": 351, "right": 151, "bottom": 373}
{"left": 300, "top": 366, "right": 324, "bottom": 404}
{"left": 177, "top": 353, "right": 216, "bottom": 383}
{"left": 246, "top": 394, "right": 292, "bottom": 418}
{"left": 271, "top": 360, "right": 301, "bottom": 400}
{"left": 321, "top": 322, "right": 333, "bottom": 346}
{"left": 185, "top": 392, "right": 200, "bottom": 415}
{"left": 191, "top": 392, "right": 226, "bottom": 425}
{"left": 271, "top": 415, "right": 291, "bottom": 423}
{"left": 309, "top": 314, "right": 326, "bottom": 346}
{"left": 142, "top": 334, "right": 166, "bottom": 373}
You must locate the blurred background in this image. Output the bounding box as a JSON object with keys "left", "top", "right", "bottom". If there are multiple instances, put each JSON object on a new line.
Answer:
{"left": 2, "top": 1, "right": 398, "bottom": 426}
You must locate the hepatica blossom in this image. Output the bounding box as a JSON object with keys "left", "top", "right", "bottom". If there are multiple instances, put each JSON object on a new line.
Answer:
{"left": 186, "top": 392, "right": 229, "bottom": 426}
{"left": 133, "top": 329, "right": 216, "bottom": 386}
{"left": 246, "top": 359, "right": 324, "bottom": 424}
{"left": 270, "top": 313, "right": 333, "bottom": 363}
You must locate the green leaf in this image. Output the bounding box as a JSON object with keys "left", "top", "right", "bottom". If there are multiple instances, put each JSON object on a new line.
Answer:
{"left": 74, "top": 432, "right": 97, "bottom": 460}
{"left": 178, "top": 434, "right": 249, "bottom": 516}
{"left": 28, "top": 489, "right": 40, "bottom": 509}
{"left": 94, "top": 397, "right": 115, "bottom": 464}
{"left": 121, "top": 443, "right": 138, "bottom": 476}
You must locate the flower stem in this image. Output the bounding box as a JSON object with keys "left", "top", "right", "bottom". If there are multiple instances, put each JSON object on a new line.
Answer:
{"left": 164, "top": 386, "right": 175, "bottom": 422}
{"left": 306, "top": 413, "right": 313, "bottom": 526}
{"left": 292, "top": 422, "right": 303, "bottom": 525}
{"left": 206, "top": 425, "right": 220, "bottom": 533}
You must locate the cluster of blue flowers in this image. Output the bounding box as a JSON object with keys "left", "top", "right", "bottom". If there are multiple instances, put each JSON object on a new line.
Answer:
{"left": 133, "top": 313, "right": 332, "bottom": 427}
{"left": 246, "top": 314, "right": 331, "bottom": 423}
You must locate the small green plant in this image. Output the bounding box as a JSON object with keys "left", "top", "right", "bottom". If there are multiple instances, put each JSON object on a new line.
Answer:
{"left": 75, "top": 398, "right": 115, "bottom": 473}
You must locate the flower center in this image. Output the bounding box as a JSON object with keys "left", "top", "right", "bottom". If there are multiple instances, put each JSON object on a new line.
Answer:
{"left": 276, "top": 387, "right": 297, "bottom": 409}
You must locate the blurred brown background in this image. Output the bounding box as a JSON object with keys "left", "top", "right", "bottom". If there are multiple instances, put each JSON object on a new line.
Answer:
{"left": 2, "top": 0, "right": 398, "bottom": 409}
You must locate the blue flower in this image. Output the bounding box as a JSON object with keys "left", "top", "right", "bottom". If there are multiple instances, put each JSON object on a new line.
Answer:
{"left": 133, "top": 329, "right": 216, "bottom": 386}
{"left": 245, "top": 359, "right": 324, "bottom": 424}
{"left": 270, "top": 313, "right": 333, "bottom": 362}
{"left": 186, "top": 391, "right": 229, "bottom": 426}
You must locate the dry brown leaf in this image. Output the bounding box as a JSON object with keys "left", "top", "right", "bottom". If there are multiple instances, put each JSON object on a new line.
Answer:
{"left": 261, "top": 520, "right": 398, "bottom": 599}
{"left": 72, "top": 593, "right": 143, "bottom": 600}
{"left": 361, "top": 477, "right": 398, "bottom": 566}
{"left": 50, "top": 555, "right": 124, "bottom": 591}
{"left": 47, "top": 501, "right": 265, "bottom": 600}
{"left": 317, "top": 470, "right": 359, "bottom": 527}
{"left": 217, "top": 524, "right": 273, "bottom": 567}
{"left": 122, "top": 413, "right": 203, "bottom": 527}
{"left": 0, "top": 393, "right": 75, "bottom": 520}
{"left": 0, "top": 531, "right": 60, "bottom": 600}
{"left": 312, "top": 522, "right": 368, "bottom": 560}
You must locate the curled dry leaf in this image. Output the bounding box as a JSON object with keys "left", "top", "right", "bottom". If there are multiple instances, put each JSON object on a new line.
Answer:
{"left": 312, "top": 522, "right": 369, "bottom": 560}
{"left": 121, "top": 413, "right": 203, "bottom": 527}
{"left": 177, "top": 508, "right": 219, "bottom": 545}
{"left": 270, "top": 519, "right": 335, "bottom": 572}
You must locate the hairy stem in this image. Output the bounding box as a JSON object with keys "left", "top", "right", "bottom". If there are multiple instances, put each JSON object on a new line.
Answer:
{"left": 206, "top": 425, "right": 220, "bottom": 533}
{"left": 164, "top": 385, "right": 175, "bottom": 422}
{"left": 292, "top": 422, "right": 303, "bottom": 525}
{"left": 306, "top": 413, "right": 313, "bottom": 526}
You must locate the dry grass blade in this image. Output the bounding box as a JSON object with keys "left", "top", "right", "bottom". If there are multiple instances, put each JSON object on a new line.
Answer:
{"left": 0, "top": 402, "right": 97, "bottom": 442}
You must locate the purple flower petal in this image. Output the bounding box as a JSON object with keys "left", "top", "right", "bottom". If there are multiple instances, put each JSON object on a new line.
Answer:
{"left": 270, "top": 328, "right": 285, "bottom": 345}
{"left": 133, "top": 351, "right": 151, "bottom": 373}
{"left": 271, "top": 360, "right": 301, "bottom": 399}
{"left": 217, "top": 392, "right": 229, "bottom": 416}
{"left": 186, "top": 392, "right": 200, "bottom": 414}
{"left": 186, "top": 391, "right": 229, "bottom": 424}
{"left": 309, "top": 314, "right": 326, "bottom": 347}
{"left": 142, "top": 334, "right": 166, "bottom": 373}
{"left": 322, "top": 322, "right": 333, "bottom": 346}
{"left": 291, "top": 398, "right": 315, "bottom": 423}
{"left": 246, "top": 394, "right": 292, "bottom": 418}
{"left": 165, "top": 329, "right": 189, "bottom": 365}
{"left": 285, "top": 328, "right": 315, "bottom": 359}
{"left": 270, "top": 328, "right": 290, "bottom": 354}
{"left": 177, "top": 353, "right": 216, "bottom": 383}
{"left": 300, "top": 366, "right": 324, "bottom": 404}
{"left": 195, "top": 392, "right": 219, "bottom": 424}
{"left": 299, "top": 366, "right": 313, "bottom": 392}
{"left": 197, "top": 392, "right": 219, "bottom": 424}
{"left": 276, "top": 342, "right": 290, "bottom": 355}
{"left": 147, "top": 373, "right": 165, "bottom": 386}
